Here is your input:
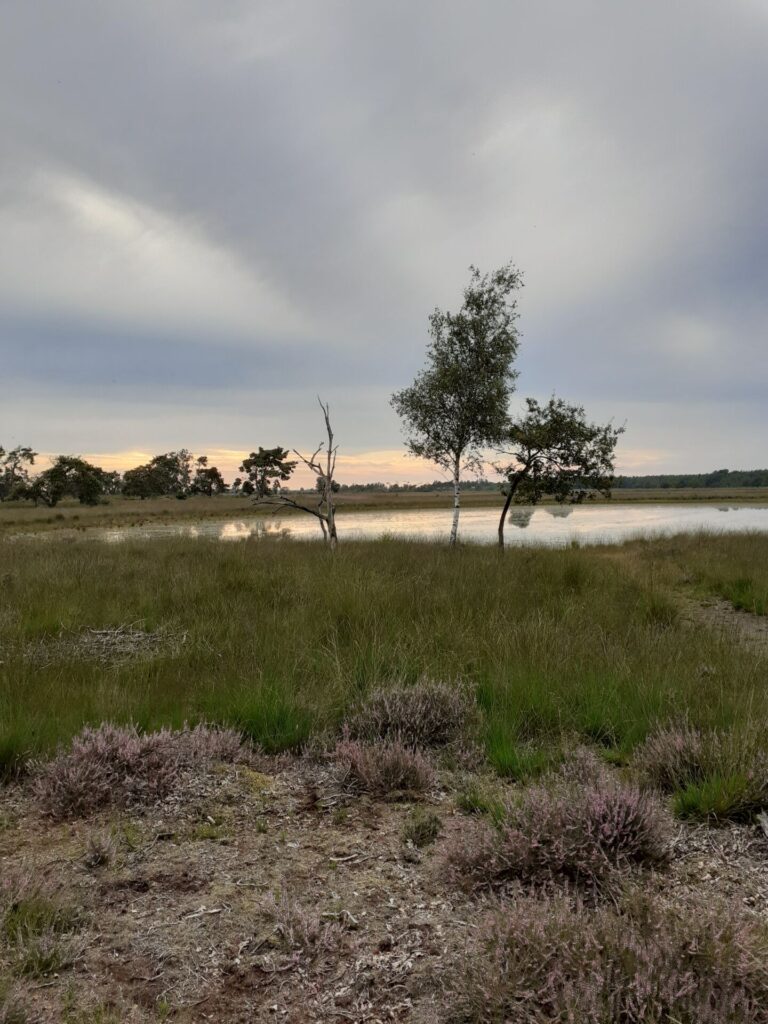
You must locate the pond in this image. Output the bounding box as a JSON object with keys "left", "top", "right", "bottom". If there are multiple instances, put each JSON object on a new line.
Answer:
{"left": 65, "top": 503, "right": 768, "bottom": 547}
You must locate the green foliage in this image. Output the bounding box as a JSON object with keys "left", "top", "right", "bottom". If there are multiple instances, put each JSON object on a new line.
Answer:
{"left": 0, "top": 447, "right": 36, "bottom": 502}
{"left": 239, "top": 447, "right": 297, "bottom": 499}
{"left": 391, "top": 263, "right": 522, "bottom": 540}
{"left": 122, "top": 450, "right": 193, "bottom": 499}
{"left": 21, "top": 456, "right": 111, "bottom": 507}
{"left": 402, "top": 806, "right": 442, "bottom": 847}
{"left": 496, "top": 396, "right": 623, "bottom": 526}
{"left": 190, "top": 456, "right": 227, "bottom": 496}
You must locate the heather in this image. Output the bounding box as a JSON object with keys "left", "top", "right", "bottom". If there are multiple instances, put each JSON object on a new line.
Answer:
{"left": 445, "top": 761, "right": 672, "bottom": 890}
{"left": 455, "top": 892, "right": 768, "bottom": 1023}
{"left": 632, "top": 722, "right": 768, "bottom": 821}
{"left": 32, "top": 722, "right": 249, "bottom": 819}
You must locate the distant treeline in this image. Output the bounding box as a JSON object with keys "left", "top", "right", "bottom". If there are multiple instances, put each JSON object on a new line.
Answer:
{"left": 614, "top": 469, "right": 768, "bottom": 489}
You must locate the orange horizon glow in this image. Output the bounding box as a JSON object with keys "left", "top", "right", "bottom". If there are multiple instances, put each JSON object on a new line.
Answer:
{"left": 33, "top": 446, "right": 671, "bottom": 486}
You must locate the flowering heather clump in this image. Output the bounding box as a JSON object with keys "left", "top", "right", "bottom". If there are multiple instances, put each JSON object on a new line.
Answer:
{"left": 456, "top": 892, "right": 768, "bottom": 1023}
{"left": 445, "top": 764, "right": 671, "bottom": 890}
{"left": 345, "top": 681, "right": 477, "bottom": 749}
{"left": 332, "top": 735, "right": 435, "bottom": 796}
{"left": 631, "top": 722, "right": 768, "bottom": 820}
{"left": 33, "top": 722, "right": 249, "bottom": 819}
{"left": 631, "top": 721, "right": 711, "bottom": 791}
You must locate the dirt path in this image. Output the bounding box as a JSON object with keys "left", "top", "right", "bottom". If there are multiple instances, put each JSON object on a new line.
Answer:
{"left": 681, "top": 594, "right": 768, "bottom": 654}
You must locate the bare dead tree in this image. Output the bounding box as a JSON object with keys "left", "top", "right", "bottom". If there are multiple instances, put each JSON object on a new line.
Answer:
{"left": 256, "top": 398, "right": 339, "bottom": 547}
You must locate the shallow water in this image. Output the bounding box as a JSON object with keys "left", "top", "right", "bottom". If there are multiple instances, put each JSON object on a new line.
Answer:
{"left": 77, "top": 503, "right": 768, "bottom": 547}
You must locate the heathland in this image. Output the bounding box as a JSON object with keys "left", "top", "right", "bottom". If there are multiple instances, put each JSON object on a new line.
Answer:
{"left": 2, "top": 530, "right": 768, "bottom": 1021}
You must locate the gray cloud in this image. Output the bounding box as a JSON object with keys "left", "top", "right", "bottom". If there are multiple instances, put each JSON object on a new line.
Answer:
{"left": 1, "top": 0, "right": 766, "bottom": 475}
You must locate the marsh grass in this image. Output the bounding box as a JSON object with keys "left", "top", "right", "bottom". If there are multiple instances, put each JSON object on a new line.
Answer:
{"left": 1, "top": 535, "right": 767, "bottom": 776}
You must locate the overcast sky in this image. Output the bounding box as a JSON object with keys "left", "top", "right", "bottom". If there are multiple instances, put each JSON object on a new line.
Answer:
{"left": 1, "top": 1, "right": 766, "bottom": 483}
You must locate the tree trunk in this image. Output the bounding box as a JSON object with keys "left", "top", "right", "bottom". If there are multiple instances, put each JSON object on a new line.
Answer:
{"left": 449, "top": 459, "right": 461, "bottom": 546}
{"left": 497, "top": 476, "right": 521, "bottom": 549}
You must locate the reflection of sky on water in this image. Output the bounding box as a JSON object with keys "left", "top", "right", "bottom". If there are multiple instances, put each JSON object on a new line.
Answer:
{"left": 83, "top": 503, "right": 768, "bottom": 547}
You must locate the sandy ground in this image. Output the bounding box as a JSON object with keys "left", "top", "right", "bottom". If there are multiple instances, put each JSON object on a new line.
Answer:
{"left": 3, "top": 754, "right": 768, "bottom": 1024}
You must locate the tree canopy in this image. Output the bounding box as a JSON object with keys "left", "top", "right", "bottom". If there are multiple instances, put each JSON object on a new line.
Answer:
{"left": 391, "top": 262, "right": 523, "bottom": 544}
{"left": 495, "top": 397, "right": 624, "bottom": 546}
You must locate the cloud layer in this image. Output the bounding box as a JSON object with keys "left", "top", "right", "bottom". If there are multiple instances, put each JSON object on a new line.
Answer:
{"left": 1, "top": 1, "right": 766, "bottom": 480}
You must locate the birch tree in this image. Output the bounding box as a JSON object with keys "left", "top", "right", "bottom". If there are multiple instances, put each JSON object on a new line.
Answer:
{"left": 391, "top": 263, "right": 522, "bottom": 544}
{"left": 495, "top": 397, "right": 623, "bottom": 548}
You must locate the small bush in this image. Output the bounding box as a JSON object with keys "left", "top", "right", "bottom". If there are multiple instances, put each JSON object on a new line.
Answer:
{"left": 455, "top": 892, "right": 768, "bottom": 1023}
{"left": 332, "top": 735, "right": 435, "bottom": 797}
{"left": 445, "top": 766, "right": 671, "bottom": 890}
{"left": 261, "top": 892, "right": 344, "bottom": 955}
{"left": 33, "top": 722, "right": 249, "bottom": 819}
{"left": 345, "top": 681, "right": 477, "bottom": 749}
{"left": 402, "top": 807, "right": 442, "bottom": 848}
{"left": 632, "top": 722, "right": 768, "bottom": 821}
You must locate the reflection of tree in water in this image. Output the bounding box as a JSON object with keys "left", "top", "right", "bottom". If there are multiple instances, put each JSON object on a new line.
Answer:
{"left": 546, "top": 506, "right": 573, "bottom": 518}
{"left": 507, "top": 507, "right": 534, "bottom": 529}
{"left": 219, "top": 520, "right": 292, "bottom": 541}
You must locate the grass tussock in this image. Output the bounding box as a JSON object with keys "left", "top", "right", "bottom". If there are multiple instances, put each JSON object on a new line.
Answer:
{"left": 1, "top": 874, "right": 83, "bottom": 980}
{"left": 445, "top": 758, "right": 671, "bottom": 891}
{"left": 632, "top": 722, "right": 768, "bottom": 821}
{"left": 33, "top": 722, "right": 249, "bottom": 819}
{"left": 455, "top": 891, "right": 768, "bottom": 1024}
{"left": 402, "top": 806, "right": 442, "bottom": 848}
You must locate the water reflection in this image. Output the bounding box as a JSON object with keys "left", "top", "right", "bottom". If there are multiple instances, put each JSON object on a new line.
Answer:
{"left": 22, "top": 502, "right": 768, "bottom": 548}
{"left": 507, "top": 508, "right": 534, "bottom": 529}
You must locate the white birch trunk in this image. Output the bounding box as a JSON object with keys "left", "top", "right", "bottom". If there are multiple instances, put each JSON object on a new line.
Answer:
{"left": 449, "top": 459, "right": 461, "bottom": 546}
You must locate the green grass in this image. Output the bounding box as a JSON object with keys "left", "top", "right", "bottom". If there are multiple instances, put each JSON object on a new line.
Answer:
{"left": 1, "top": 534, "right": 767, "bottom": 777}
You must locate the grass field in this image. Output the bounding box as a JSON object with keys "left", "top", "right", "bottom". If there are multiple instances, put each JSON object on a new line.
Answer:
{"left": 1, "top": 485, "right": 766, "bottom": 536}
{"left": 3, "top": 531, "right": 768, "bottom": 1020}
{"left": 1, "top": 531, "right": 766, "bottom": 778}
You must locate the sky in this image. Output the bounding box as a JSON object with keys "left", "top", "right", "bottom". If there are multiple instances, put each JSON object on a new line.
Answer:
{"left": 1, "top": 0, "right": 766, "bottom": 485}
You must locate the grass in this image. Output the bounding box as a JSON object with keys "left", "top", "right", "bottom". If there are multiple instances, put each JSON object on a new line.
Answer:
{"left": 1, "top": 533, "right": 767, "bottom": 779}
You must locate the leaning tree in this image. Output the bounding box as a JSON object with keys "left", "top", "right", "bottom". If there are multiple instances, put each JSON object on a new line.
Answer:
{"left": 391, "top": 263, "right": 523, "bottom": 545}
{"left": 495, "top": 397, "right": 624, "bottom": 548}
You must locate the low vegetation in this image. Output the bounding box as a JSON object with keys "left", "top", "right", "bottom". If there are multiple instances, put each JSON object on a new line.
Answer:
{"left": 445, "top": 758, "right": 672, "bottom": 891}
{"left": 2, "top": 534, "right": 767, "bottom": 780}
{"left": 33, "top": 723, "right": 248, "bottom": 819}
{"left": 456, "top": 892, "right": 768, "bottom": 1023}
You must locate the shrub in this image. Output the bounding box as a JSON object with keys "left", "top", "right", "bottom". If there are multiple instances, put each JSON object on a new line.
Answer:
{"left": 632, "top": 722, "right": 768, "bottom": 821}
{"left": 261, "top": 892, "right": 345, "bottom": 955}
{"left": 455, "top": 892, "right": 768, "bottom": 1023}
{"left": 33, "top": 722, "right": 249, "bottom": 819}
{"left": 445, "top": 765, "right": 671, "bottom": 890}
{"left": 402, "top": 807, "right": 442, "bottom": 848}
{"left": 332, "top": 735, "right": 435, "bottom": 797}
{"left": 345, "top": 681, "right": 477, "bottom": 749}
